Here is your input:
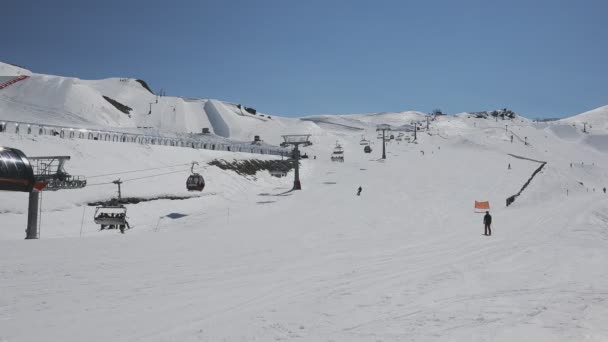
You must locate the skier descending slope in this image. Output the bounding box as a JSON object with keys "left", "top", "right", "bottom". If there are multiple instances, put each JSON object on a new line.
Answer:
{"left": 357, "top": 186, "right": 362, "bottom": 196}
{"left": 483, "top": 211, "right": 492, "bottom": 236}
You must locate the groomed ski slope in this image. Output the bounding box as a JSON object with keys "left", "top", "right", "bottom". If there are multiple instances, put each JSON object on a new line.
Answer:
{"left": 1, "top": 113, "right": 607, "bottom": 341}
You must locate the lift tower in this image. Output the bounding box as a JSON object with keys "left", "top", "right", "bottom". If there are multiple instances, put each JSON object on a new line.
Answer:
{"left": 376, "top": 124, "right": 391, "bottom": 160}
{"left": 280, "top": 135, "right": 312, "bottom": 190}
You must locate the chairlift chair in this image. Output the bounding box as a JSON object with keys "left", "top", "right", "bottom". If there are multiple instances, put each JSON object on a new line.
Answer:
{"left": 331, "top": 141, "right": 345, "bottom": 162}
{"left": 94, "top": 205, "right": 129, "bottom": 233}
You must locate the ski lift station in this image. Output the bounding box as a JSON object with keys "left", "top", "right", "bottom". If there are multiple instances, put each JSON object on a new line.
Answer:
{"left": 0, "top": 146, "right": 36, "bottom": 192}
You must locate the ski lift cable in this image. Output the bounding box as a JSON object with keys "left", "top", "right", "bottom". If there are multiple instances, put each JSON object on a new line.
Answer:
{"left": 87, "top": 162, "right": 192, "bottom": 178}
{"left": 86, "top": 169, "right": 190, "bottom": 186}
{"left": 85, "top": 160, "right": 214, "bottom": 187}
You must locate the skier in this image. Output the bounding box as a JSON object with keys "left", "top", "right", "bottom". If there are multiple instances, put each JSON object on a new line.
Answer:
{"left": 357, "top": 186, "right": 362, "bottom": 196}
{"left": 603, "top": 187, "right": 606, "bottom": 194}
{"left": 508, "top": 163, "right": 511, "bottom": 170}
{"left": 483, "top": 211, "right": 492, "bottom": 236}
{"left": 510, "top": 135, "right": 513, "bottom": 143}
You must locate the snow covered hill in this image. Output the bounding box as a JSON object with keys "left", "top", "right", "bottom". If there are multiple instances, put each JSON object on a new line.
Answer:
{"left": 1, "top": 61, "right": 608, "bottom": 341}
{"left": 0, "top": 61, "right": 304, "bottom": 144}
{"left": 559, "top": 105, "right": 608, "bottom": 131}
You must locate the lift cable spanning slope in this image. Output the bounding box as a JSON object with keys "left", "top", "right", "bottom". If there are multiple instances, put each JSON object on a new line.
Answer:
{"left": 86, "top": 163, "right": 192, "bottom": 178}
{"left": 86, "top": 165, "right": 210, "bottom": 187}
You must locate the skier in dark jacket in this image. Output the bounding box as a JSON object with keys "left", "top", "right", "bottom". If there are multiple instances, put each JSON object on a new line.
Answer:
{"left": 483, "top": 211, "right": 492, "bottom": 236}
{"left": 357, "top": 186, "right": 362, "bottom": 196}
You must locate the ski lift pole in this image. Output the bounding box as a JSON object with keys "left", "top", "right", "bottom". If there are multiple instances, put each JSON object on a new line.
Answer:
{"left": 113, "top": 179, "right": 123, "bottom": 201}
{"left": 382, "top": 131, "right": 386, "bottom": 159}
{"left": 376, "top": 125, "right": 391, "bottom": 159}
{"left": 280, "top": 135, "right": 312, "bottom": 190}
{"left": 25, "top": 190, "right": 40, "bottom": 239}
{"left": 293, "top": 145, "right": 301, "bottom": 190}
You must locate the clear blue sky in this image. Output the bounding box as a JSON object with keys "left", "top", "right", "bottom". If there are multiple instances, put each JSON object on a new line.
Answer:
{"left": 2, "top": 0, "right": 607, "bottom": 118}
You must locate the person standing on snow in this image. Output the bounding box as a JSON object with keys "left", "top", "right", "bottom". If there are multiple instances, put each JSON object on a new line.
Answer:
{"left": 357, "top": 186, "right": 362, "bottom": 196}
{"left": 483, "top": 211, "right": 492, "bottom": 236}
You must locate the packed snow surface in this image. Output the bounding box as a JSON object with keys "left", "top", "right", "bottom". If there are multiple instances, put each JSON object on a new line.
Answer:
{"left": 1, "top": 62, "right": 608, "bottom": 341}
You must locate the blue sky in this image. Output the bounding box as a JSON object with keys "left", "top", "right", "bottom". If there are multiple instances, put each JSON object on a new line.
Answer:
{"left": 2, "top": 0, "right": 607, "bottom": 118}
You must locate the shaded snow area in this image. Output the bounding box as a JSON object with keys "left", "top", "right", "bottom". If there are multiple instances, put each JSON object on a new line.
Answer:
{"left": 1, "top": 62, "right": 608, "bottom": 341}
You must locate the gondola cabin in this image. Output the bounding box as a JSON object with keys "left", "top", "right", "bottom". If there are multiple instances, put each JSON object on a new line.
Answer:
{"left": 186, "top": 173, "right": 205, "bottom": 191}
{"left": 364, "top": 145, "right": 372, "bottom": 153}
{"left": 0, "top": 146, "right": 35, "bottom": 192}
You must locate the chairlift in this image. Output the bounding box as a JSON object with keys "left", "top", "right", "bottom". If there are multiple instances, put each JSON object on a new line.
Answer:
{"left": 94, "top": 205, "right": 130, "bottom": 233}
{"left": 0, "top": 146, "right": 36, "bottom": 192}
{"left": 364, "top": 145, "right": 372, "bottom": 153}
{"left": 331, "top": 141, "right": 345, "bottom": 162}
{"left": 359, "top": 136, "right": 369, "bottom": 145}
{"left": 186, "top": 161, "right": 205, "bottom": 191}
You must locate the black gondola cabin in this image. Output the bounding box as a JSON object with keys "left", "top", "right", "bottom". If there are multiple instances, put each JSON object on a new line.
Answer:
{"left": 186, "top": 174, "right": 205, "bottom": 191}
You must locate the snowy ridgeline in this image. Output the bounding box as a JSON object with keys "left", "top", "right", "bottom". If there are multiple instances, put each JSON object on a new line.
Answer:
{"left": 1, "top": 61, "right": 608, "bottom": 341}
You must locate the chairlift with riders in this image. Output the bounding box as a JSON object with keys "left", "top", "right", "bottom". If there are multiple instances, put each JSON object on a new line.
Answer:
{"left": 94, "top": 205, "right": 129, "bottom": 233}
{"left": 331, "top": 141, "right": 345, "bottom": 162}
{"left": 94, "top": 179, "right": 130, "bottom": 233}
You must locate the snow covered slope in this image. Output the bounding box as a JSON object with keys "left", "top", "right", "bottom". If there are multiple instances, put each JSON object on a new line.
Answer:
{"left": 0, "top": 61, "right": 303, "bottom": 144}
{"left": 1, "top": 61, "right": 608, "bottom": 341}
{"left": 560, "top": 105, "right": 608, "bottom": 132}
{"left": 0, "top": 62, "right": 31, "bottom": 76}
